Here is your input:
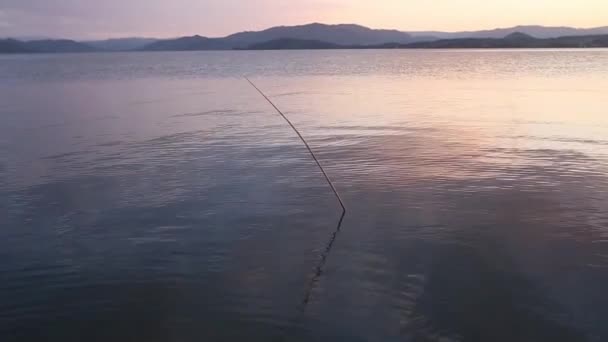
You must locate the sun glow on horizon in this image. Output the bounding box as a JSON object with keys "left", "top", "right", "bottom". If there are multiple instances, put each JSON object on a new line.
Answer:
{"left": 313, "top": 0, "right": 608, "bottom": 33}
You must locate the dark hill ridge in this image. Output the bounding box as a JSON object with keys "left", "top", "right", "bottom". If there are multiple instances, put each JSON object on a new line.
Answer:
{"left": 85, "top": 38, "right": 158, "bottom": 51}
{"left": 139, "top": 24, "right": 608, "bottom": 51}
{"left": 140, "top": 23, "right": 417, "bottom": 51}
{"left": 224, "top": 23, "right": 414, "bottom": 46}
{"left": 504, "top": 32, "right": 536, "bottom": 41}
{"left": 0, "top": 39, "right": 96, "bottom": 53}
{"left": 244, "top": 38, "right": 342, "bottom": 50}
{"left": 141, "top": 35, "right": 232, "bottom": 51}
{"left": 402, "top": 33, "right": 608, "bottom": 49}
{"left": 72, "top": 24, "right": 608, "bottom": 51}
{"left": 409, "top": 25, "right": 608, "bottom": 39}
{"left": 0, "top": 39, "right": 33, "bottom": 53}
{"left": 24, "top": 39, "right": 97, "bottom": 53}
{"left": 237, "top": 33, "right": 608, "bottom": 50}
{"left": 4, "top": 23, "right": 608, "bottom": 53}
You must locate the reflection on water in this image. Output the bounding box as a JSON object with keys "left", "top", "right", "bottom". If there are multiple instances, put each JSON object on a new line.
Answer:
{"left": 2, "top": 50, "right": 608, "bottom": 341}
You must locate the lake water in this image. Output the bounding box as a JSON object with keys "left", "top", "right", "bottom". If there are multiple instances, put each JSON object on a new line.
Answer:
{"left": 2, "top": 50, "right": 608, "bottom": 341}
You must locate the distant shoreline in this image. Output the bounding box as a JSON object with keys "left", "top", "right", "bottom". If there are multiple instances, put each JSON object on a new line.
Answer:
{"left": 3, "top": 28, "right": 608, "bottom": 54}
{"left": 3, "top": 46, "right": 608, "bottom": 55}
{"left": 4, "top": 22, "right": 608, "bottom": 54}
{"left": 238, "top": 33, "right": 608, "bottom": 51}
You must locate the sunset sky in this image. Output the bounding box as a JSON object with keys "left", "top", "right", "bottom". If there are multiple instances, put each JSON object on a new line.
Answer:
{"left": 1, "top": 0, "right": 607, "bottom": 39}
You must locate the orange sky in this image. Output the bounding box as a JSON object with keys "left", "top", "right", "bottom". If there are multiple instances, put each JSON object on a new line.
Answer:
{"left": 301, "top": 0, "right": 608, "bottom": 32}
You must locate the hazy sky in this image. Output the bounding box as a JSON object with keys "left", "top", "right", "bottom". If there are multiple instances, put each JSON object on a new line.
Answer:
{"left": 1, "top": 0, "right": 607, "bottom": 39}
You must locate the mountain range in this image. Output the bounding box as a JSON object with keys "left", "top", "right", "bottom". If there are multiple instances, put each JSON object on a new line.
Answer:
{"left": 242, "top": 32, "right": 608, "bottom": 50}
{"left": 0, "top": 38, "right": 96, "bottom": 53}
{"left": 410, "top": 25, "right": 608, "bottom": 39}
{"left": 84, "top": 38, "right": 159, "bottom": 51}
{"left": 401, "top": 32, "right": 608, "bottom": 49}
{"left": 2, "top": 23, "right": 608, "bottom": 53}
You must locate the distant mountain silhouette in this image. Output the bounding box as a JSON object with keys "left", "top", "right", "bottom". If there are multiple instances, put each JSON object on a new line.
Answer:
{"left": 140, "top": 35, "right": 232, "bottom": 51}
{"left": 0, "top": 39, "right": 96, "bottom": 53}
{"left": 244, "top": 38, "right": 342, "bottom": 50}
{"left": 5, "top": 23, "right": 608, "bottom": 53}
{"left": 24, "top": 39, "right": 97, "bottom": 53}
{"left": 0, "top": 39, "right": 33, "bottom": 53}
{"left": 139, "top": 23, "right": 415, "bottom": 51}
{"left": 224, "top": 23, "right": 413, "bottom": 46}
{"left": 409, "top": 25, "right": 608, "bottom": 39}
{"left": 402, "top": 34, "right": 608, "bottom": 48}
{"left": 85, "top": 38, "right": 158, "bottom": 51}
{"left": 237, "top": 33, "right": 608, "bottom": 50}
{"left": 503, "top": 32, "right": 537, "bottom": 41}
{"left": 138, "top": 23, "right": 608, "bottom": 51}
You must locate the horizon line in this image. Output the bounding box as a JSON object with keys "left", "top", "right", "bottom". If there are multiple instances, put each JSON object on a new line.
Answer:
{"left": 4, "top": 21, "right": 608, "bottom": 41}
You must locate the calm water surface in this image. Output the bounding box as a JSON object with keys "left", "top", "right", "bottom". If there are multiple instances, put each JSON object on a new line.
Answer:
{"left": 2, "top": 50, "right": 608, "bottom": 341}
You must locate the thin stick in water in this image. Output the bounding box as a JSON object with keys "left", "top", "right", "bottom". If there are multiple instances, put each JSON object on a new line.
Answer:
{"left": 245, "top": 77, "right": 346, "bottom": 213}
{"left": 244, "top": 76, "right": 347, "bottom": 312}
